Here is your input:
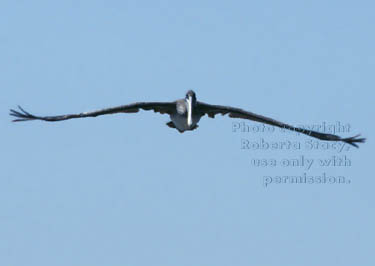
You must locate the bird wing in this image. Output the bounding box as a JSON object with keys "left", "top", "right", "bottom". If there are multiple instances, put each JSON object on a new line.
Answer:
{"left": 10, "top": 102, "right": 176, "bottom": 122}
{"left": 197, "top": 101, "right": 365, "bottom": 148}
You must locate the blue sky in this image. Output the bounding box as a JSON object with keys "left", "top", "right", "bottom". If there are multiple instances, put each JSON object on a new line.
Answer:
{"left": 1, "top": 1, "right": 374, "bottom": 265}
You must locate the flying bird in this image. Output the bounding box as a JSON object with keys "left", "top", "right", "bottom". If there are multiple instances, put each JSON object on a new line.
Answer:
{"left": 10, "top": 90, "right": 365, "bottom": 147}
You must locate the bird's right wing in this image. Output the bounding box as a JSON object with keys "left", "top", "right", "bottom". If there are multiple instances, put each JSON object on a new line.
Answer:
{"left": 10, "top": 102, "right": 176, "bottom": 122}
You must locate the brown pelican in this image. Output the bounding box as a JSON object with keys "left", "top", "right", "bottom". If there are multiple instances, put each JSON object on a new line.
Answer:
{"left": 10, "top": 90, "right": 365, "bottom": 147}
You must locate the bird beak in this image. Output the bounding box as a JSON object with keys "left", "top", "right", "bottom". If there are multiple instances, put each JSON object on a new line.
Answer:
{"left": 187, "top": 95, "right": 193, "bottom": 127}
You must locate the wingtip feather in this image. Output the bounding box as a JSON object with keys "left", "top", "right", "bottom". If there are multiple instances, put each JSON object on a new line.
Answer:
{"left": 342, "top": 134, "right": 366, "bottom": 148}
{"left": 9, "top": 106, "right": 36, "bottom": 122}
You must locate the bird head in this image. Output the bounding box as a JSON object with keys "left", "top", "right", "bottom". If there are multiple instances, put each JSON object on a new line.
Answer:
{"left": 185, "top": 90, "right": 197, "bottom": 105}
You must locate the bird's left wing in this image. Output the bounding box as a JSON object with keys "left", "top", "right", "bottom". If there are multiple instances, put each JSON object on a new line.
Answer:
{"left": 197, "top": 101, "right": 366, "bottom": 148}
{"left": 10, "top": 102, "right": 176, "bottom": 122}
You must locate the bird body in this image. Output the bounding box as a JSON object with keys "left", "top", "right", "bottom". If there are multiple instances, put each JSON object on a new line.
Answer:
{"left": 170, "top": 110, "right": 201, "bottom": 132}
{"left": 169, "top": 91, "right": 202, "bottom": 132}
{"left": 10, "top": 90, "right": 366, "bottom": 147}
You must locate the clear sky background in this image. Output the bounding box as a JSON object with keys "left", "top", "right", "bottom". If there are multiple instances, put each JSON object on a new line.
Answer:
{"left": 1, "top": 1, "right": 374, "bottom": 265}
